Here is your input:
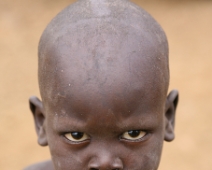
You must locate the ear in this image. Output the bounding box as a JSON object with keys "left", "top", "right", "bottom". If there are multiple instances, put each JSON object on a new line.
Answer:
{"left": 164, "top": 90, "right": 179, "bottom": 142}
{"left": 29, "top": 96, "right": 48, "bottom": 146}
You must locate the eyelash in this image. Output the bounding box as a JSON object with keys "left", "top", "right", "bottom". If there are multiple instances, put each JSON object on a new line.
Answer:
{"left": 63, "top": 132, "right": 91, "bottom": 144}
{"left": 120, "top": 130, "right": 150, "bottom": 142}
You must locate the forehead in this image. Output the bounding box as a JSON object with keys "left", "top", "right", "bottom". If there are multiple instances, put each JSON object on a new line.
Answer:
{"left": 40, "top": 20, "right": 167, "bottom": 103}
{"left": 38, "top": 17, "right": 169, "bottom": 128}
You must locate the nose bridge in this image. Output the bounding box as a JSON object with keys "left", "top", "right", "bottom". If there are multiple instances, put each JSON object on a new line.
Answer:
{"left": 88, "top": 142, "right": 123, "bottom": 170}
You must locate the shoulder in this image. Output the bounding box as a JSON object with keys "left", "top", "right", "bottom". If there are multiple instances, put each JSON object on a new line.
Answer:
{"left": 24, "top": 160, "right": 54, "bottom": 170}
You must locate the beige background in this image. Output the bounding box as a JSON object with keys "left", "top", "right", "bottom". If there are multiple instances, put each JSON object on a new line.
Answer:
{"left": 0, "top": 0, "right": 212, "bottom": 169}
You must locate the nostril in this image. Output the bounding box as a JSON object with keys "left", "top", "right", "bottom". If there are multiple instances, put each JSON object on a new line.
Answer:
{"left": 88, "top": 156, "right": 123, "bottom": 170}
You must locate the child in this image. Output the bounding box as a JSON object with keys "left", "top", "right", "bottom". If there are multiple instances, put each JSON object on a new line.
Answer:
{"left": 26, "top": 0, "right": 179, "bottom": 169}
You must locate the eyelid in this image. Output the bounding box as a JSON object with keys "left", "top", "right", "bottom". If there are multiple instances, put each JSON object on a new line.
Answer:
{"left": 120, "top": 130, "right": 149, "bottom": 142}
{"left": 63, "top": 132, "right": 90, "bottom": 143}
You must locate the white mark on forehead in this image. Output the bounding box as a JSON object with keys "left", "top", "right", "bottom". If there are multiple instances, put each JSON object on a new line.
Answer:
{"left": 52, "top": 110, "right": 69, "bottom": 131}
{"left": 90, "top": 0, "right": 111, "bottom": 16}
{"left": 61, "top": 109, "right": 66, "bottom": 115}
{"left": 53, "top": 112, "right": 59, "bottom": 130}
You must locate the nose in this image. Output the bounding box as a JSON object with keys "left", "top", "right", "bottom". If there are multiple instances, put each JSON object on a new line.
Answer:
{"left": 88, "top": 155, "right": 123, "bottom": 170}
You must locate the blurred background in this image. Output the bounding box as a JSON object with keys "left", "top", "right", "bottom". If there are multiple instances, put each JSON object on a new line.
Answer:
{"left": 0, "top": 0, "right": 212, "bottom": 169}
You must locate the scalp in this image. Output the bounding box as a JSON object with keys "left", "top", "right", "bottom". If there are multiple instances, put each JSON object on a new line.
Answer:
{"left": 38, "top": 0, "right": 168, "bottom": 55}
{"left": 38, "top": 0, "right": 169, "bottom": 104}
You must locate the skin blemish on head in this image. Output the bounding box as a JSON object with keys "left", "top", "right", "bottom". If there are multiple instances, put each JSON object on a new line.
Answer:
{"left": 57, "top": 92, "right": 66, "bottom": 98}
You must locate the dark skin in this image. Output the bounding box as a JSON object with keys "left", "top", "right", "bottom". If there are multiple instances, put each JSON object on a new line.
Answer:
{"left": 25, "top": 0, "right": 179, "bottom": 169}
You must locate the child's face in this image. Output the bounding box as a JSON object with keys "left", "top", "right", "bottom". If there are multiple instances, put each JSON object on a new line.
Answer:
{"left": 31, "top": 19, "right": 178, "bottom": 170}
{"left": 44, "top": 80, "right": 165, "bottom": 170}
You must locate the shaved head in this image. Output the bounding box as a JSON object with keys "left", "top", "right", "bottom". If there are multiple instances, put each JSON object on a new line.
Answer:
{"left": 29, "top": 1, "right": 179, "bottom": 170}
{"left": 38, "top": 0, "right": 169, "bottom": 105}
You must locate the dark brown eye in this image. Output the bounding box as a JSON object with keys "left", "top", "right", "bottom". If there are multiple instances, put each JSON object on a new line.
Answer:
{"left": 64, "top": 132, "right": 90, "bottom": 142}
{"left": 71, "top": 132, "right": 84, "bottom": 139}
{"left": 122, "top": 130, "right": 146, "bottom": 141}
{"left": 128, "top": 130, "right": 141, "bottom": 138}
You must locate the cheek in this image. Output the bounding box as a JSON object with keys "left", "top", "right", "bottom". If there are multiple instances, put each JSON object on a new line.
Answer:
{"left": 125, "top": 143, "right": 163, "bottom": 170}
{"left": 45, "top": 122, "right": 88, "bottom": 170}
{"left": 124, "top": 132, "right": 164, "bottom": 170}
{"left": 47, "top": 132, "right": 89, "bottom": 170}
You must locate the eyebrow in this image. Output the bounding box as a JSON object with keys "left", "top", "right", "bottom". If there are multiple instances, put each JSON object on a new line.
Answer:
{"left": 52, "top": 111, "right": 160, "bottom": 134}
{"left": 116, "top": 114, "right": 161, "bottom": 131}
{"left": 52, "top": 115, "right": 88, "bottom": 132}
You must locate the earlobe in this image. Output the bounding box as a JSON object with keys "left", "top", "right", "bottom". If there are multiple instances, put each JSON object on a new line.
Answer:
{"left": 164, "top": 90, "right": 179, "bottom": 142}
{"left": 29, "top": 96, "right": 48, "bottom": 146}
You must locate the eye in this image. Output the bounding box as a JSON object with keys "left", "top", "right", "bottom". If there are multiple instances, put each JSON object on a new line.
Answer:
{"left": 64, "top": 132, "right": 90, "bottom": 142}
{"left": 121, "top": 130, "right": 146, "bottom": 141}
